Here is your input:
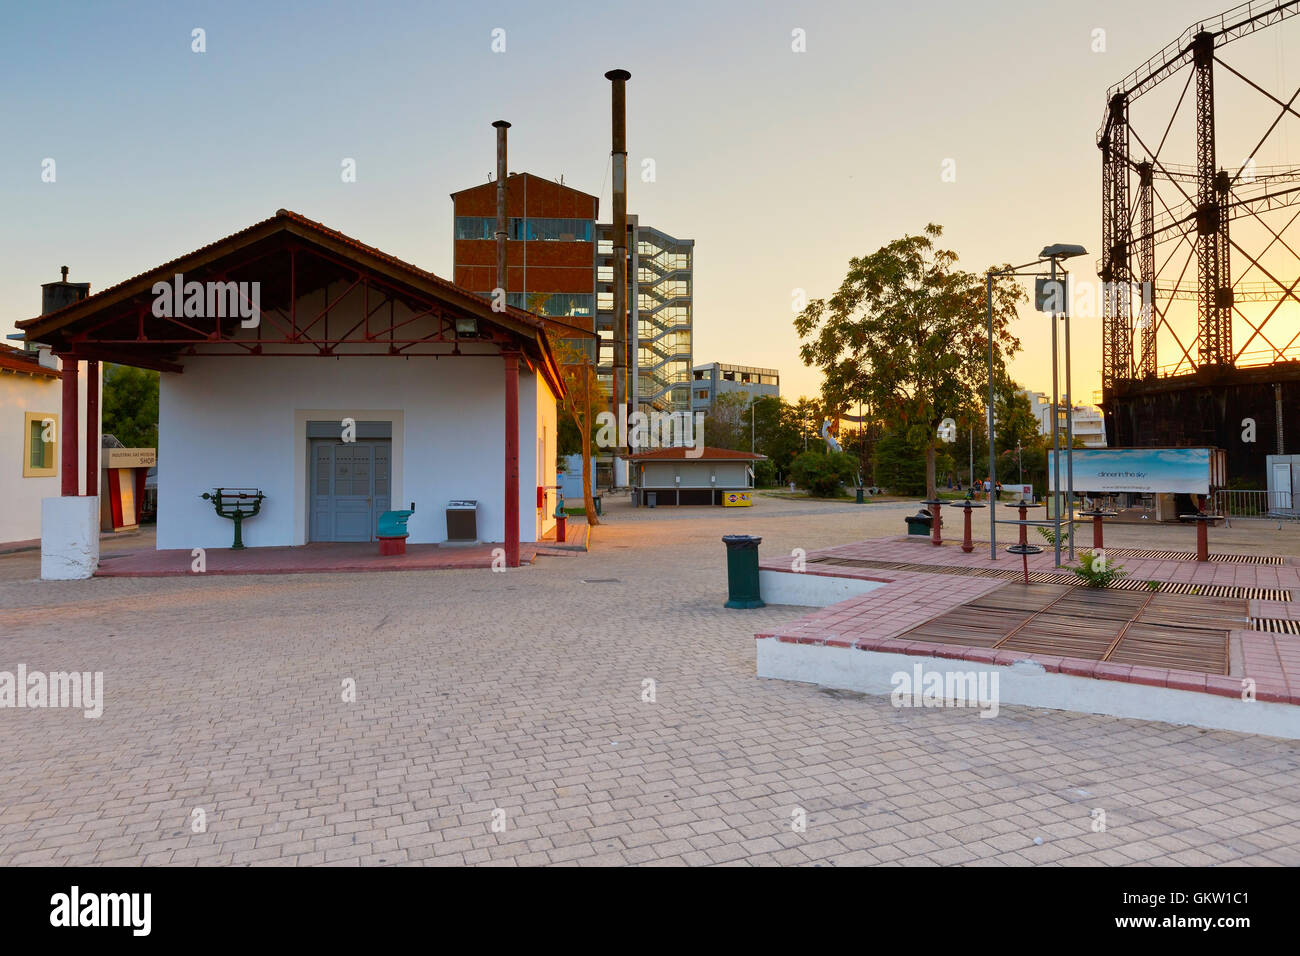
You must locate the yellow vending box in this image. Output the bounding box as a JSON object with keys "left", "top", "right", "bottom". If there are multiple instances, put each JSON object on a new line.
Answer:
{"left": 723, "top": 491, "right": 753, "bottom": 507}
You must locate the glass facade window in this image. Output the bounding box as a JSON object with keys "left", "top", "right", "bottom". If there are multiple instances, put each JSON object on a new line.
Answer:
{"left": 513, "top": 218, "right": 593, "bottom": 241}
{"left": 477, "top": 291, "right": 594, "bottom": 318}
{"left": 455, "top": 217, "right": 496, "bottom": 240}
{"left": 506, "top": 292, "right": 593, "bottom": 318}
{"left": 456, "top": 217, "right": 593, "bottom": 242}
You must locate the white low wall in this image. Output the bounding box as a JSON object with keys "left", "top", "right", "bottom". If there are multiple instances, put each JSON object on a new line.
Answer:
{"left": 41, "top": 496, "right": 100, "bottom": 580}
{"left": 758, "top": 569, "right": 887, "bottom": 607}
{"left": 756, "top": 641, "right": 1300, "bottom": 740}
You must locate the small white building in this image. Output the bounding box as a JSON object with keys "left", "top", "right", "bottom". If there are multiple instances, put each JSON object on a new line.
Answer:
{"left": 0, "top": 341, "right": 99, "bottom": 549}
{"left": 626, "top": 446, "right": 765, "bottom": 506}
{"left": 18, "top": 210, "right": 564, "bottom": 575}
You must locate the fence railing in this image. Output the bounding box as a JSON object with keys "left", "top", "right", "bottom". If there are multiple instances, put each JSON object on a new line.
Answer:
{"left": 1212, "top": 490, "right": 1300, "bottom": 526}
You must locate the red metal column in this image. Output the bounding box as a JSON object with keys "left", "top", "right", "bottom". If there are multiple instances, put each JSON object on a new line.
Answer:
{"left": 504, "top": 352, "right": 520, "bottom": 568}
{"left": 60, "top": 356, "right": 79, "bottom": 496}
{"left": 85, "top": 361, "right": 99, "bottom": 496}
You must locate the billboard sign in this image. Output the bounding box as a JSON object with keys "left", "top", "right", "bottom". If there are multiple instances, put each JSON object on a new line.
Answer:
{"left": 1048, "top": 447, "right": 1212, "bottom": 495}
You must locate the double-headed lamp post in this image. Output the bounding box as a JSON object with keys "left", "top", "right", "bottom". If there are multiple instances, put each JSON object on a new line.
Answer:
{"left": 985, "top": 243, "right": 1088, "bottom": 565}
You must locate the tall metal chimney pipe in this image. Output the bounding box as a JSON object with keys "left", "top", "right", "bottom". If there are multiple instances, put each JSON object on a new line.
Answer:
{"left": 493, "top": 120, "right": 511, "bottom": 300}
{"left": 606, "top": 69, "right": 630, "bottom": 473}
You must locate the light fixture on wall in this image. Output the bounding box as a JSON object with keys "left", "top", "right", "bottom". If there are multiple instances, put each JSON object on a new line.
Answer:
{"left": 455, "top": 316, "right": 479, "bottom": 338}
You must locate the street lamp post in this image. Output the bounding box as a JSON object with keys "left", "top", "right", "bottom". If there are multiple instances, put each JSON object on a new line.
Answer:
{"left": 985, "top": 243, "right": 1087, "bottom": 563}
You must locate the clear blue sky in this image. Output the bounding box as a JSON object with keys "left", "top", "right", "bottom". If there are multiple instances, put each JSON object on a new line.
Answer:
{"left": 3, "top": 0, "right": 1297, "bottom": 404}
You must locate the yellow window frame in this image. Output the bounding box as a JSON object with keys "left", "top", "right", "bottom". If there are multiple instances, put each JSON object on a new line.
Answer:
{"left": 24, "top": 411, "right": 58, "bottom": 478}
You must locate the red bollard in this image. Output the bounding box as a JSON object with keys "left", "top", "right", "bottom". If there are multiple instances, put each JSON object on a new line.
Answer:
{"left": 1196, "top": 518, "right": 1208, "bottom": 561}
{"left": 1018, "top": 502, "right": 1029, "bottom": 546}
{"left": 931, "top": 502, "right": 942, "bottom": 546}
{"left": 556, "top": 513, "right": 567, "bottom": 544}
{"left": 1093, "top": 515, "right": 1104, "bottom": 549}
{"left": 961, "top": 506, "right": 974, "bottom": 553}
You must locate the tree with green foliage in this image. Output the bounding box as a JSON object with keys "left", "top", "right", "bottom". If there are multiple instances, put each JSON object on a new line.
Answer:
{"left": 750, "top": 396, "right": 803, "bottom": 483}
{"left": 874, "top": 424, "right": 956, "bottom": 496}
{"left": 790, "top": 397, "right": 824, "bottom": 453}
{"left": 548, "top": 337, "right": 606, "bottom": 526}
{"left": 994, "top": 386, "right": 1041, "bottom": 456}
{"left": 790, "top": 449, "right": 857, "bottom": 498}
{"left": 794, "top": 224, "right": 1024, "bottom": 500}
{"left": 701, "top": 391, "right": 749, "bottom": 452}
{"left": 101, "top": 364, "right": 159, "bottom": 449}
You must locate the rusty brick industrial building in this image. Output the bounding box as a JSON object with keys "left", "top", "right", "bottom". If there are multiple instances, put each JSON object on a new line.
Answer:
{"left": 451, "top": 173, "right": 693, "bottom": 416}
{"left": 451, "top": 173, "right": 599, "bottom": 351}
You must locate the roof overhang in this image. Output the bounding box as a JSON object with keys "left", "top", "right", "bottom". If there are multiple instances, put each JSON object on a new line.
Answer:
{"left": 17, "top": 209, "right": 566, "bottom": 398}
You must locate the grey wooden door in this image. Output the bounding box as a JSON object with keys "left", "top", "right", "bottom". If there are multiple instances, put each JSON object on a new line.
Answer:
{"left": 310, "top": 440, "right": 391, "bottom": 542}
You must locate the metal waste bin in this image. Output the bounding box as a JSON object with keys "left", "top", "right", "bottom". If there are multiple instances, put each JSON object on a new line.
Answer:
{"left": 722, "top": 534, "right": 765, "bottom": 609}
{"left": 446, "top": 499, "right": 478, "bottom": 541}
{"left": 905, "top": 510, "right": 933, "bottom": 535}
{"left": 646, "top": 491, "right": 657, "bottom": 509}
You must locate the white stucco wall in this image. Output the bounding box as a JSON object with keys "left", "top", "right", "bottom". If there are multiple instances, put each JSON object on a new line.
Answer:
{"left": 157, "top": 354, "right": 551, "bottom": 549}
{"left": 2, "top": 368, "right": 60, "bottom": 544}
{"left": 2, "top": 354, "right": 99, "bottom": 546}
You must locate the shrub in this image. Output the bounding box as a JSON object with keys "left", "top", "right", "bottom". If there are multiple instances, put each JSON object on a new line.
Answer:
{"left": 1073, "top": 550, "right": 1128, "bottom": 588}
{"left": 1036, "top": 521, "right": 1086, "bottom": 546}
{"left": 790, "top": 450, "right": 858, "bottom": 498}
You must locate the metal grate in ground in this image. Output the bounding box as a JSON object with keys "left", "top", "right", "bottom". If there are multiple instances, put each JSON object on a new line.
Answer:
{"left": 808, "top": 556, "right": 1291, "bottom": 601}
{"left": 1252, "top": 617, "right": 1300, "bottom": 634}
{"left": 1100, "top": 547, "right": 1283, "bottom": 565}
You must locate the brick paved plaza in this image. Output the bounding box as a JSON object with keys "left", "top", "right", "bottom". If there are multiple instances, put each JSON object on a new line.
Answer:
{"left": 2, "top": 495, "right": 1299, "bottom": 866}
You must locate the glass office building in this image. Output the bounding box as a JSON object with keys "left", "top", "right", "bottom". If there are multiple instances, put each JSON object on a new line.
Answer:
{"left": 596, "top": 217, "right": 694, "bottom": 413}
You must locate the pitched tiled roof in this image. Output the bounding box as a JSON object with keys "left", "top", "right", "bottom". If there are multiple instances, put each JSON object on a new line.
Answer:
{"left": 19, "top": 208, "right": 547, "bottom": 334}
{"left": 0, "top": 343, "right": 59, "bottom": 378}
{"left": 14, "top": 209, "right": 566, "bottom": 397}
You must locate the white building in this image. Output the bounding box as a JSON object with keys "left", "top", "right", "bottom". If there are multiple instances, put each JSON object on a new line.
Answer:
{"left": 1, "top": 335, "right": 100, "bottom": 550}
{"left": 1020, "top": 389, "right": 1107, "bottom": 447}
{"left": 18, "top": 210, "right": 563, "bottom": 576}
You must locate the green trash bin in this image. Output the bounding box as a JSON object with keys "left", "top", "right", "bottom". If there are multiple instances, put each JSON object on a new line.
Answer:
{"left": 905, "top": 510, "right": 933, "bottom": 536}
{"left": 722, "top": 534, "right": 765, "bottom": 609}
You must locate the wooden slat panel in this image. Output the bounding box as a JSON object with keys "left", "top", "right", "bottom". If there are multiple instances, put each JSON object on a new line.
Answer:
{"left": 896, "top": 582, "right": 1235, "bottom": 674}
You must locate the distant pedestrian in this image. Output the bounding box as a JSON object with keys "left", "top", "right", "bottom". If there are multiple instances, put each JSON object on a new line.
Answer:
{"left": 995, "top": 481, "right": 1003, "bottom": 501}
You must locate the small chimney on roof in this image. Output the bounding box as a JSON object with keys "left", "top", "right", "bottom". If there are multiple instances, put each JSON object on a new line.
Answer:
{"left": 41, "top": 265, "right": 90, "bottom": 315}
